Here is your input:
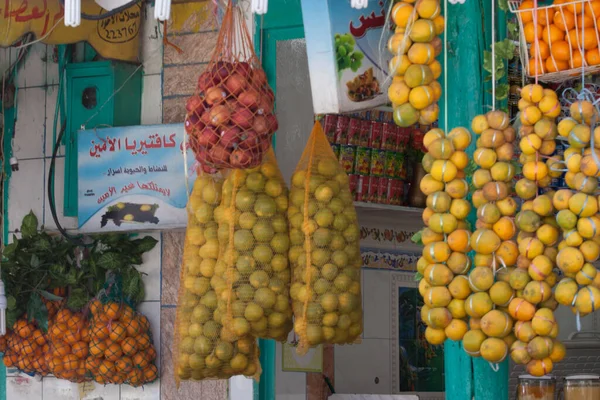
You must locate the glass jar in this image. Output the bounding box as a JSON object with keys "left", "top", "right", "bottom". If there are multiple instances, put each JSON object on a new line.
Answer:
{"left": 564, "top": 375, "right": 600, "bottom": 400}
{"left": 517, "top": 375, "right": 556, "bottom": 400}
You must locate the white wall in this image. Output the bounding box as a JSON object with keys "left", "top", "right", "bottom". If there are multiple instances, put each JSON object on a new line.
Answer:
{"left": 1, "top": 4, "right": 164, "bottom": 399}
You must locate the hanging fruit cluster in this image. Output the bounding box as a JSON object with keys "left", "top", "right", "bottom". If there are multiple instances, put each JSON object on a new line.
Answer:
{"left": 387, "top": 0, "right": 445, "bottom": 127}
{"left": 508, "top": 84, "right": 565, "bottom": 377}
{"left": 460, "top": 110, "right": 518, "bottom": 364}
{"left": 417, "top": 126, "right": 473, "bottom": 344}
{"left": 553, "top": 99, "right": 600, "bottom": 326}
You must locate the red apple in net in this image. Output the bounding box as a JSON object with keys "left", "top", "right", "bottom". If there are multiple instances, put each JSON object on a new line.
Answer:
{"left": 252, "top": 69, "right": 267, "bottom": 87}
{"left": 225, "top": 73, "right": 248, "bottom": 96}
{"left": 259, "top": 135, "right": 271, "bottom": 152}
{"left": 252, "top": 115, "right": 269, "bottom": 136}
{"left": 238, "top": 130, "right": 260, "bottom": 151}
{"left": 209, "top": 143, "right": 232, "bottom": 166}
{"left": 209, "top": 105, "right": 230, "bottom": 126}
{"left": 185, "top": 113, "right": 204, "bottom": 135}
{"left": 186, "top": 95, "right": 204, "bottom": 113}
{"left": 234, "top": 62, "right": 252, "bottom": 79}
{"left": 231, "top": 107, "right": 254, "bottom": 129}
{"left": 197, "top": 72, "right": 215, "bottom": 92}
{"left": 219, "top": 126, "right": 242, "bottom": 149}
{"left": 229, "top": 147, "right": 254, "bottom": 168}
{"left": 238, "top": 89, "right": 260, "bottom": 110}
{"left": 257, "top": 95, "right": 273, "bottom": 115}
{"left": 197, "top": 127, "right": 220, "bottom": 149}
{"left": 206, "top": 87, "right": 227, "bottom": 105}
{"left": 266, "top": 113, "right": 278, "bottom": 134}
{"left": 212, "top": 61, "right": 233, "bottom": 83}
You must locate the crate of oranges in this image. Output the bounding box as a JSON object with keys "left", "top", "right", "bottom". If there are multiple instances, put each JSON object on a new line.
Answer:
{"left": 510, "top": 0, "right": 600, "bottom": 82}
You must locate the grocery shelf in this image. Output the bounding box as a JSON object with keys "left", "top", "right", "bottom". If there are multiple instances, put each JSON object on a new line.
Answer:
{"left": 353, "top": 201, "right": 423, "bottom": 213}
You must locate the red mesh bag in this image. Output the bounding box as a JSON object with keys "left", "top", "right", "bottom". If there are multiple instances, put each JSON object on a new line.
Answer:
{"left": 184, "top": 0, "right": 278, "bottom": 172}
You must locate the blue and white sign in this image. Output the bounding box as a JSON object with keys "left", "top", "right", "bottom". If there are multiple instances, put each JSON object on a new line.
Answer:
{"left": 78, "top": 124, "right": 195, "bottom": 233}
{"left": 301, "top": 0, "right": 391, "bottom": 113}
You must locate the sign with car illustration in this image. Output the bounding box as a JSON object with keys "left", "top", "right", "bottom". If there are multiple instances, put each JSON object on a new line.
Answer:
{"left": 78, "top": 124, "right": 195, "bottom": 232}
{"left": 301, "top": 0, "right": 391, "bottom": 113}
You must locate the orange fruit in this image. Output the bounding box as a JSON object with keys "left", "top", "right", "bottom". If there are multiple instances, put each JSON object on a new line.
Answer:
{"left": 0, "top": 336, "right": 7, "bottom": 352}
{"left": 67, "top": 314, "right": 84, "bottom": 330}
{"left": 138, "top": 315, "right": 151, "bottom": 331}
{"left": 551, "top": 40, "right": 572, "bottom": 60}
{"left": 528, "top": 58, "right": 546, "bottom": 75}
{"left": 554, "top": 10, "right": 576, "bottom": 31}
{"left": 104, "top": 341, "right": 123, "bottom": 362}
{"left": 143, "top": 364, "right": 158, "bottom": 382}
{"left": 14, "top": 320, "right": 32, "bottom": 338}
{"left": 32, "top": 329, "right": 46, "bottom": 346}
{"left": 113, "top": 373, "right": 127, "bottom": 385}
{"left": 51, "top": 322, "right": 68, "bottom": 339}
{"left": 530, "top": 40, "right": 550, "bottom": 59}
{"left": 524, "top": 22, "right": 543, "bottom": 43}
{"left": 80, "top": 327, "right": 91, "bottom": 342}
{"left": 116, "top": 357, "right": 134, "bottom": 374}
{"left": 109, "top": 322, "right": 127, "bottom": 342}
{"left": 542, "top": 24, "right": 564, "bottom": 43}
{"left": 98, "top": 359, "right": 115, "bottom": 378}
{"left": 586, "top": 48, "right": 600, "bottom": 64}
{"left": 64, "top": 330, "right": 81, "bottom": 345}
{"left": 126, "top": 318, "right": 142, "bottom": 337}
{"left": 127, "top": 368, "right": 144, "bottom": 387}
{"left": 121, "top": 337, "right": 138, "bottom": 356}
{"left": 89, "top": 299, "right": 102, "bottom": 315}
{"left": 546, "top": 57, "right": 569, "bottom": 72}
{"left": 53, "top": 341, "right": 71, "bottom": 357}
{"left": 584, "top": 1, "right": 600, "bottom": 16}
{"left": 120, "top": 305, "right": 135, "bottom": 323}
{"left": 3, "top": 354, "right": 15, "bottom": 368}
{"left": 94, "top": 375, "right": 107, "bottom": 384}
{"left": 520, "top": 1, "right": 535, "bottom": 23}
{"left": 76, "top": 359, "right": 86, "bottom": 377}
{"left": 568, "top": 28, "right": 599, "bottom": 50}
{"left": 91, "top": 322, "right": 110, "bottom": 340}
{"left": 63, "top": 354, "right": 79, "bottom": 370}
{"left": 137, "top": 333, "right": 152, "bottom": 350}
{"left": 72, "top": 341, "right": 89, "bottom": 359}
{"left": 571, "top": 50, "right": 585, "bottom": 67}
{"left": 133, "top": 352, "right": 150, "bottom": 369}
{"left": 104, "top": 302, "right": 122, "bottom": 321}
{"left": 85, "top": 356, "right": 101, "bottom": 373}
{"left": 89, "top": 339, "right": 107, "bottom": 357}
{"left": 566, "top": 0, "right": 584, "bottom": 14}
{"left": 144, "top": 346, "right": 157, "bottom": 361}
{"left": 55, "top": 309, "right": 73, "bottom": 324}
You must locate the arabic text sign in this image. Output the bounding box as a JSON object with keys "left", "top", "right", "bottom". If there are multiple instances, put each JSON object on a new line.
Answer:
{"left": 78, "top": 124, "right": 195, "bottom": 233}
{"left": 300, "top": 0, "right": 391, "bottom": 114}
{"left": 0, "top": 0, "right": 140, "bottom": 62}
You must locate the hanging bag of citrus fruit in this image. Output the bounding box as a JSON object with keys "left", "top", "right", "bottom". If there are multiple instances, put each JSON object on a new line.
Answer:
{"left": 84, "top": 277, "right": 159, "bottom": 386}
{"left": 174, "top": 172, "right": 261, "bottom": 384}
{"left": 184, "top": 0, "right": 278, "bottom": 172}
{"left": 215, "top": 148, "right": 293, "bottom": 343}
{"left": 290, "top": 121, "right": 363, "bottom": 355}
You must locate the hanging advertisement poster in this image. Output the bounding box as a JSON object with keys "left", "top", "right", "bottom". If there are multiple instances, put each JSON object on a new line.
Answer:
{"left": 0, "top": 0, "right": 141, "bottom": 62}
{"left": 301, "top": 0, "right": 392, "bottom": 114}
{"left": 78, "top": 124, "right": 195, "bottom": 233}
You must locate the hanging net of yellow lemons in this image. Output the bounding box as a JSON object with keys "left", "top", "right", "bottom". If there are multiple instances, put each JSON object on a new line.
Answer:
{"left": 174, "top": 172, "right": 261, "bottom": 384}
{"left": 216, "top": 148, "right": 293, "bottom": 342}
{"left": 290, "top": 121, "right": 363, "bottom": 355}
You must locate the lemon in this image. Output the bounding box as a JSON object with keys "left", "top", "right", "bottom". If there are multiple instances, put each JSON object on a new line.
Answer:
{"left": 339, "top": 293, "right": 358, "bottom": 313}
{"left": 236, "top": 255, "right": 256, "bottom": 274}
{"left": 252, "top": 288, "right": 275, "bottom": 309}
{"left": 315, "top": 208, "right": 334, "bottom": 227}
{"left": 337, "top": 314, "right": 352, "bottom": 330}
{"left": 321, "top": 293, "right": 339, "bottom": 312}
{"left": 268, "top": 254, "right": 287, "bottom": 272}
{"left": 252, "top": 244, "right": 273, "bottom": 263}
{"left": 254, "top": 195, "right": 277, "bottom": 217}
{"left": 313, "top": 228, "right": 332, "bottom": 247}
{"left": 275, "top": 295, "right": 290, "bottom": 313}
{"left": 262, "top": 179, "right": 282, "bottom": 197}
{"left": 235, "top": 190, "right": 256, "bottom": 211}
{"left": 271, "top": 233, "right": 290, "bottom": 253}
{"left": 238, "top": 212, "right": 257, "bottom": 229}
{"left": 251, "top": 316, "right": 268, "bottom": 333}
{"left": 318, "top": 159, "right": 338, "bottom": 177}
{"left": 232, "top": 301, "right": 246, "bottom": 317}
{"left": 332, "top": 250, "right": 349, "bottom": 267}
{"left": 333, "top": 215, "right": 350, "bottom": 231}
{"left": 292, "top": 171, "right": 306, "bottom": 188}
{"left": 250, "top": 270, "right": 269, "bottom": 288}
{"left": 314, "top": 278, "right": 330, "bottom": 295}
{"left": 116, "top": 202, "right": 126, "bottom": 209}
{"left": 306, "top": 324, "right": 324, "bottom": 345}
{"left": 200, "top": 291, "right": 218, "bottom": 309}
{"left": 195, "top": 203, "right": 214, "bottom": 224}
{"left": 334, "top": 275, "right": 352, "bottom": 291}
{"left": 193, "top": 336, "right": 213, "bottom": 357}
{"left": 269, "top": 276, "right": 285, "bottom": 293}
{"left": 315, "top": 185, "right": 334, "bottom": 203}
{"left": 343, "top": 225, "right": 360, "bottom": 242}
{"left": 246, "top": 172, "right": 266, "bottom": 192}
{"left": 271, "top": 215, "right": 288, "bottom": 233}
{"left": 323, "top": 313, "right": 339, "bottom": 327}
{"left": 204, "top": 224, "right": 218, "bottom": 239}
{"left": 330, "top": 234, "right": 346, "bottom": 250}
{"left": 215, "top": 342, "right": 234, "bottom": 361}
{"left": 232, "top": 318, "right": 251, "bottom": 336}
{"left": 268, "top": 312, "right": 287, "bottom": 328}
{"left": 202, "top": 183, "right": 221, "bottom": 205}
{"left": 233, "top": 230, "right": 254, "bottom": 251}
{"left": 236, "top": 284, "right": 255, "bottom": 301}
{"left": 244, "top": 303, "right": 265, "bottom": 322}
{"left": 322, "top": 264, "right": 338, "bottom": 280}
{"left": 191, "top": 277, "right": 211, "bottom": 296}
{"left": 251, "top": 220, "right": 274, "bottom": 242}
{"left": 189, "top": 353, "right": 206, "bottom": 370}
{"left": 313, "top": 248, "right": 331, "bottom": 266}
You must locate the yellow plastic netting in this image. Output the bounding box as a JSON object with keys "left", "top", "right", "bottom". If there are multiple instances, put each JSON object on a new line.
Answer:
{"left": 216, "top": 148, "right": 293, "bottom": 342}
{"left": 290, "top": 121, "right": 363, "bottom": 355}
{"left": 174, "top": 172, "right": 260, "bottom": 384}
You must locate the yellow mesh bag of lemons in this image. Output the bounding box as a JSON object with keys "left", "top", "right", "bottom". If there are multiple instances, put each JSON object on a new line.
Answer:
{"left": 290, "top": 122, "right": 363, "bottom": 355}
{"left": 216, "top": 149, "right": 293, "bottom": 342}
{"left": 175, "top": 172, "right": 260, "bottom": 383}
